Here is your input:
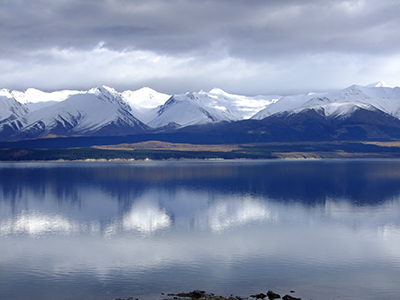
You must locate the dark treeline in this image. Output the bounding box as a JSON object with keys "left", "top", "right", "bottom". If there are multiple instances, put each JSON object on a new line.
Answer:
{"left": 0, "top": 147, "right": 275, "bottom": 161}
{"left": 1, "top": 141, "right": 400, "bottom": 161}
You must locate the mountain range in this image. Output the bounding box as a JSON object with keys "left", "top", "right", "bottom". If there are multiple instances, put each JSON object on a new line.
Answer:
{"left": 1, "top": 82, "right": 400, "bottom": 146}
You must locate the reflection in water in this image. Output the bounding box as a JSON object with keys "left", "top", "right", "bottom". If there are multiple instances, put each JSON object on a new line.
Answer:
{"left": 120, "top": 199, "right": 172, "bottom": 234}
{"left": 1, "top": 160, "right": 400, "bottom": 300}
{"left": 0, "top": 212, "right": 81, "bottom": 235}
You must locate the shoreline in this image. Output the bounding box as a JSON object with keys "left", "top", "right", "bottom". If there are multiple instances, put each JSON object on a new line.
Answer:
{"left": 2, "top": 151, "right": 400, "bottom": 162}
{"left": 2, "top": 152, "right": 400, "bottom": 163}
{"left": 1, "top": 140, "right": 400, "bottom": 162}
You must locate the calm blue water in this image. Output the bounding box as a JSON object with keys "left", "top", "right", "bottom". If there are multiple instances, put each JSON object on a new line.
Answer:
{"left": 0, "top": 160, "right": 400, "bottom": 300}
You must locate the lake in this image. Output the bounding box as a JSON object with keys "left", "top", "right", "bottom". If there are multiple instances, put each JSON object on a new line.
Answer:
{"left": 1, "top": 159, "right": 400, "bottom": 300}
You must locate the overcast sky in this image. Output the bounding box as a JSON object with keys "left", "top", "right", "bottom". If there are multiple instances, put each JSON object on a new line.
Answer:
{"left": 1, "top": 0, "right": 400, "bottom": 95}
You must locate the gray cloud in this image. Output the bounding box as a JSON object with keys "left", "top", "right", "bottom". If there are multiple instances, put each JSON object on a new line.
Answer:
{"left": 1, "top": 0, "right": 400, "bottom": 94}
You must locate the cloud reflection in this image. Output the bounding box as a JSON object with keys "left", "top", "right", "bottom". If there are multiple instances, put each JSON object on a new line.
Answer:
{"left": 1, "top": 190, "right": 400, "bottom": 237}
{"left": 119, "top": 200, "right": 171, "bottom": 234}
{"left": 0, "top": 212, "right": 81, "bottom": 236}
{"left": 206, "top": 196, "right": 276, "bottom": 232}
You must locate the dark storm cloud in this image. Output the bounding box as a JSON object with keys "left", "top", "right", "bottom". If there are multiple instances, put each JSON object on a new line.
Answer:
{"left": 1, "top": 0, "right": 400, "bottom": 93}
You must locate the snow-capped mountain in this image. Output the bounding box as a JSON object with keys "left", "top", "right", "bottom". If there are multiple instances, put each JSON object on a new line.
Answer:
{"left": 11, "top": 88, "right": 82, "bottom": 104}
{"left": 147, "top": 88, "right": 279, "bottom": 128}
{"left": 122, "top": 87, "right": 171, "bottom": 109}
{"left": 10, "top": 88, "right": 83, "bottom": 112}
{"left": 121, "top": 87, "right": 171, "bottom": 124}
{"left": 252, "top": 82, "right": 400, "bottom": 120}
{"left": 0, "top": 86, "right": 281, "bottom": 140}
{"left": 0, "top": 89, "right": 29, "bottom": 121}
{"left": 0, "top": 86, "right": 149, "bottom": 140}
{"left": 1, "top": 82, "right": 400, "bottom": 142}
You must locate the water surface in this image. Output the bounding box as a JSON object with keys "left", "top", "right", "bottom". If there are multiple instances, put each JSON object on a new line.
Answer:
{"left": 1, "top": 160, "right": 400, "bottom": 300}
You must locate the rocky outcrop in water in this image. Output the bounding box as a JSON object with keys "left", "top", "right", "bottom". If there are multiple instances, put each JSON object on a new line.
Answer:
{"left": 267, "top": 290, "right": 281, "bottom": 300}
{"left": 110, "top": 290, "right": 301, "bottom": 300}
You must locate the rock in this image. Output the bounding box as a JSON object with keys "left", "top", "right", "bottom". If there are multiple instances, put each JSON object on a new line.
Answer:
{"left": 267, "top": 290, "right": 281, "bottom": 299}
{"left": 175, "top": 290, "right": 206, "bottom": 299}
{"left": 250, "top": 293, "right": 267, "bottom": 299}
{"left": 282, "top": 295, "right": 301, "bottom": 300}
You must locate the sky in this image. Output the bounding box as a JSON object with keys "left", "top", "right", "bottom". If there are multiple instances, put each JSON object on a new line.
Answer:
{"left": 1, "top": 0, "right": 400, "bottom": 95}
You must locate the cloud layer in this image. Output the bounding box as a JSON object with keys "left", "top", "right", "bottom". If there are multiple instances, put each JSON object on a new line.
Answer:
{"left": 1, "top": 0, "right": 400, "bottom": 94}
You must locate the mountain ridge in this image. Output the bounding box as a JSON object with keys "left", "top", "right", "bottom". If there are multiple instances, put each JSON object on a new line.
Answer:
{"left": 1, "top": 83, "right": 400, "bottom": 144}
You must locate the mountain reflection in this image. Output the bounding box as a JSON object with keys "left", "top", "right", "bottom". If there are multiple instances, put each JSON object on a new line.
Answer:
{"left": 1, "top": 173, "right": 400, "bottom": 236}
{"left": 1, "top": 160, "right": 400, "bottom": 237}
{"left": 2, "top": 160, "right": 400, "bottom": 208}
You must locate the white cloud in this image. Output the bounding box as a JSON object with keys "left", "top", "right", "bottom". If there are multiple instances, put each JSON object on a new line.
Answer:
{"left": 1, "top": 0, "right": 400, "bottom": 94}
{"left": 1, "top": 43, "right": 399, "bottom": 95}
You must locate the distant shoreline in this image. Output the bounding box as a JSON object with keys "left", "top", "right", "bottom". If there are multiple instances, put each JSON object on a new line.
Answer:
{"left": 1, "top": 140, "right": 400, "bottom": 162}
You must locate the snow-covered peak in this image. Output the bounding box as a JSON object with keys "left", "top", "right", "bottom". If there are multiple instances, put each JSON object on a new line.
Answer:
{"left": 290, "top": 101, "right": 376, "bottom": 119}
{"left": 122, "top": 87, "right": 170, "bottom": 109}
{"left": 88, "top": 85, "right": 118, "bottom": 97}
{"left": 11, "top": 88, "right": 82, "bottom": 104}
{"left": 366, "top": 81, "right": 391, "bottom": 88}
{"left": 208, "top": 88, "right": 246, "bottom": 99}
{"left": 335, "top": 85, "right": 371, "bottom": 101}
{"left": 323, "top": 102, "right": 375, "bottom": 118}
{"left": 0, "top": 89, "right": 30, "bottom": 120}
{"left": 129, "top": 86, "right": 166, "bottom": 98}
{"left": 208, "top": 87, "right": 229, "bottom": 95}
{"left": 0, "top": 89, "right": 13, "bottom": 98}
{"left": 146, "top": 88, "right": 283, "bottom": 128}
{"left": 252, "top": 83, "right": 400, "bottom": 121}
{"left": 87, "top": 85, "right": 129, "bottom": 107}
